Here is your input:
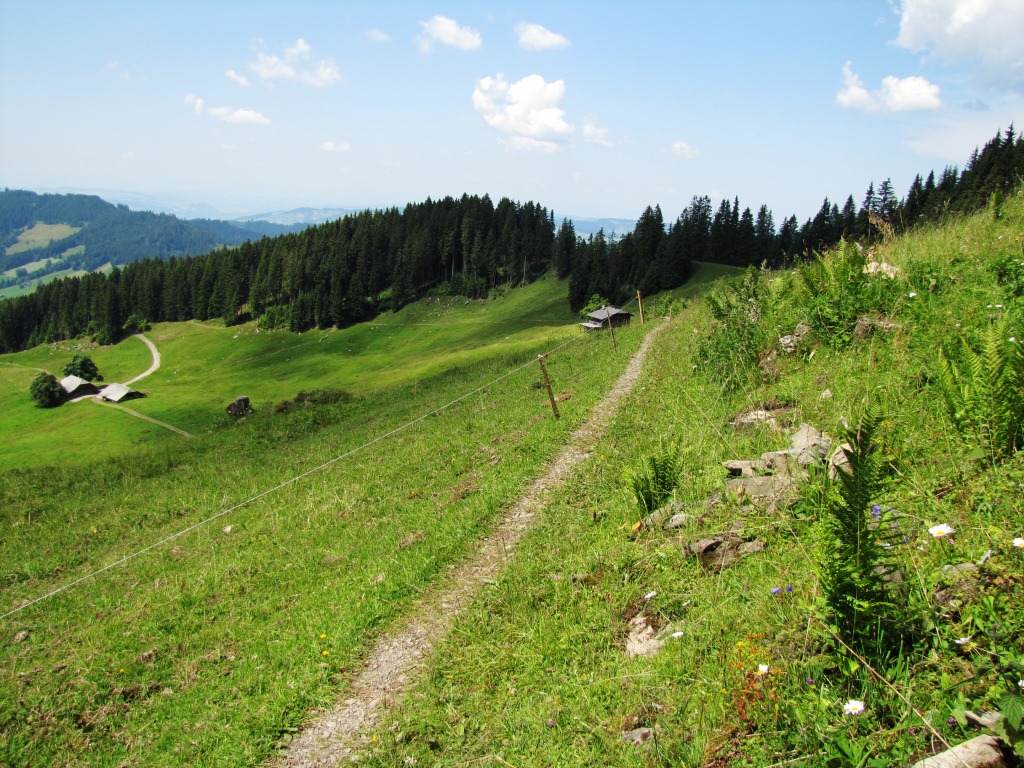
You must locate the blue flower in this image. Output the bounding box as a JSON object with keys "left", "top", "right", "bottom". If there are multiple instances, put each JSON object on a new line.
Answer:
{"left": 785, "top": 584, "right": 793, "bottom": 592}
{"left": 871, "top": 505, "right": 881, "bottom": 517}
{"left": 771, "top": 587, "right": 782, "bottom": 595}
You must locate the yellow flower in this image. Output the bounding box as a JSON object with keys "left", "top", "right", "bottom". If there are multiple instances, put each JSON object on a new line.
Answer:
{"left": 322, "top": 650, "right": 330, "bottom": 656}
{"left": 319, "top": 634, "right": 327, "bottom": 639}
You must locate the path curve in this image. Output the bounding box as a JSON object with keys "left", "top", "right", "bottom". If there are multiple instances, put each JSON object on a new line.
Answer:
{"left": 124, "top": 333, "right": 160, "bottom": 385}
{"left": 274, "top": 321, "right": 669, "bottom": 767}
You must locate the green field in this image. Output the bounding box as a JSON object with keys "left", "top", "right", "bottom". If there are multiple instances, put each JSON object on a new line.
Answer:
{"left": 2, "top": 216, "right": 1023, "bottom": 768}
{"left": 5, "top": 222, "right": 80, "bottom": 255}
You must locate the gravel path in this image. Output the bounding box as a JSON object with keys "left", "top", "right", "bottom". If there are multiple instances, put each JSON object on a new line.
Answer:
{"left": 274, "top": 322, "right": 667, "bottom": 767}
{"left": 124, "top": 333, "right": 161, "bottom": 385}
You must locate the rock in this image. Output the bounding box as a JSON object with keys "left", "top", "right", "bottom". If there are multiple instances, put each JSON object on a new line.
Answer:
{"left": 829, "top": 443, "right": 853, "bottom": 479}
{"left": 789, "top": 423, "right": 831, "bottom": 466}
{"left": 622, "top": 727, "right": 655, "bottom": 746}
{"left": 12, "top": 630, "right": 28, "bottom": 644}
{"left": 759, "top": 450, "right": 804, "bottom": 478}
{"left": 689, "top": 538, "right": 724, "bottom": 556}
{"left": 941, "top": 563, "right": 980, "bottom": 578}
{"left": 726, "top": 474, "right": 797, "bottom": 511}
{"left": 819, "top": 388, "right": 833, "bottom": 400}
{"left": 736, "top": 541, "right": 765, "bottom": 555}
{"left": 625, "top": 614, "right": 663, "bottom": 657}
{"left": 723, "top": 459, "right": 758, "bottom": 477}
{"left": 910, "top": 735, "right": 1009, "bottom": 768}
{"left": 731, "top": 409, "right": 777, "bottom": 429}
{"left": 965, "top": 710, "right": 1003, "bottom": 730}
{"left": 853, "top": 315, "right": 902, "bottom": 340}
{"left": 663, "top": 513, "right": 688, "bottom": 530}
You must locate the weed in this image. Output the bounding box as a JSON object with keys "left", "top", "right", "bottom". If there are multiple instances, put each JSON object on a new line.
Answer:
{"left": 624, "top": 442, "right": 681, "bottom": 516}
{"left": 938, "top": 314, "right": 1024, "bottom": 463}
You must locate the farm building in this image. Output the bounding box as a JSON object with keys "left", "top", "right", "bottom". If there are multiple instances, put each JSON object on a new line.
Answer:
{"left": 59, "top": 375, "right": 99, "bottom": 397}
{"left": 579, "top": 306, "right": 633, "bottom": 331}
{"left": 99, "top": 383, "right": 142, "bottom": 403}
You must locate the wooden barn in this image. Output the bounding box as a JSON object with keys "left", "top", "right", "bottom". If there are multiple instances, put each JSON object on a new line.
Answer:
{"left": 579, "top": 305, "right": 633, "bottom": 331}
{"left": 99, "top": 383, "right": 142, "bottom": 403}
{"left": 59, "top": 375, "right": 99, "bottom": 398}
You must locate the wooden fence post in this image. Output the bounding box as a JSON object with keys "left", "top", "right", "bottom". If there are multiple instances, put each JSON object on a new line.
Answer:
{"left": 537, "top": 354, "right": 560, "bottom": 419}
{"left": 637, "top": 291, "right": 645, "bottom": 324}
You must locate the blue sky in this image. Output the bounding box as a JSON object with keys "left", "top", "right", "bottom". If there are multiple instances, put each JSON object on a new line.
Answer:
{"left": 1, "top": 1, "right": 1022, "bottom": 223}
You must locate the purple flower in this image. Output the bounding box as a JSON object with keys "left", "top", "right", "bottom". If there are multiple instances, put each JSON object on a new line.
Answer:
{"left": 785, "top": 584, "right": 793, "bottom": 593}
{"left": 871, "top": 505, "right": 881, "bottom": 517}
{"left": 903, "top": 536, "right": 909, "bottom": 543}
{"left": 892, "top": 521, "right": 899, "bottom": 529}
{"left": 805, "top": 677, "right": 815, "bottom": 685}
{"left": 771, "top": 587, "right": 782, "bottom": 595}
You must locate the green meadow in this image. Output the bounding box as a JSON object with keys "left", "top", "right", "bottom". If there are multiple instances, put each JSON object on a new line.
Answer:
{"left": 2, "top": 190, "right": 1024, "bottom": 768}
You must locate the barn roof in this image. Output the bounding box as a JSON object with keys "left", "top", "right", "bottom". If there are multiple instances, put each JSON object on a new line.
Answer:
{"left": 60, "top": 375, "right": 96, "bottom": 394}
{"left": 586, "top": 306, "right": 632, "bottom": 321}
{"left": 99, "top": 383, "right": 138, "bottom": 403}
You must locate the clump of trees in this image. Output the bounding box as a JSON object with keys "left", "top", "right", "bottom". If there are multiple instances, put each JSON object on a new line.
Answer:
{"left": 62, "top": 354, "right": 102, "bottom": 381}
{"left": 29, "top": 372, "right": 63, "bottom": 407}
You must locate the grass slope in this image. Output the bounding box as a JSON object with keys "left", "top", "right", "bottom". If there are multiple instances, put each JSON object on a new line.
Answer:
{"left": 350, "top": 202, "right": 1024, "bottom": 766}
{"left": 0, "top": 275, "right": 651, "bottom": 767}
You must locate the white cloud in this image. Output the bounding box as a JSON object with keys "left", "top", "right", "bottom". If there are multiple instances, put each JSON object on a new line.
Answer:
{"left": 247, "top": 39, "right": 341, "bottom": 86}
{"left": 669, "top": 140, "right": 698, "bottom": 158}
{"left": 583, "top": 117, "right": 612, "bottom": 147}
{"left": 515, "top": 22, "right": 570, "bottom": 51}
{"left": 225, "top": 69, "right": 250, "bottom": 87}
{"left": 321, "top": 140, "right": 352, "bottom": 152}
{"left": 184, "top": 93, "right": 205, "bottom": 115}
{"left": 836, "top": 61, "right": 942, "bottom": 112}
{"left": 364, "top": 28, "right": 391, "bottom": 43}
{"left": 417, "top": 15, "right": 482, "bottom": 53}
{"left": 207, "top": 106, "right": 270, "bottom": 125}
{"left": 472, "top": 73, "right": 573, "bottom": 151}
{"left": 894, "top": 0, "right": 1024, "bottom": 88}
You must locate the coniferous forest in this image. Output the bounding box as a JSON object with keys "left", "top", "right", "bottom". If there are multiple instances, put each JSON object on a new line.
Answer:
{"left": 1, "top": 126, "right": 1022, "bottom": 355}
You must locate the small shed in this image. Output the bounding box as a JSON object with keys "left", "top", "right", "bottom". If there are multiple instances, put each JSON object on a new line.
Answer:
{"left": 99, "top": 383, "right": 142, "bottom": 403}
{"left": 579, "top": 305, "right": 633, "bottom": 331}
{"left": 60, "top": 375, "right": 99, "bottom": 397}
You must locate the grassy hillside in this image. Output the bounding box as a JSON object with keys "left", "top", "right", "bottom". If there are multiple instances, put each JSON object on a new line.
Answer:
{"left": 0, "top": 271, "right": 653, "bottom": 767}
{"left": 350, "top": 196, "right": 1024, "bottom": 766}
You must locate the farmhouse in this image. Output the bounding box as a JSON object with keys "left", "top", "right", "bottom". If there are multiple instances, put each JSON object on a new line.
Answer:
{"left": 99, "top": 383, "right": 142, "bottom": 403}
{"left": 59, "top": 375, "right": 99, "bottom": 397}
{"left": 579, "top": 305, "right": 633, "bottom": 331}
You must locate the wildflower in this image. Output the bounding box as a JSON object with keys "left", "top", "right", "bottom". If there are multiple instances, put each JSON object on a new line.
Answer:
{"left": 1018, "top": 679, "right": 1024, "bottom": 689}
{"left": 843, "top": 699, "right": 866, "bottom": 716}
{"left": 805, "top": 677, "right": 815, "bottom": 686}
{"left": 771, "top": 587, "right": 782, "bottom": 595}
{"left": 892, "top": 521, "right": 899, "bottom": 529}
{"left": 785, "top": 584, "right": 793, "bottom": 593}
{"left": 1013, "top": 537, "right": 1024, "bottom": 548}
{"left": 909, "top": 292, "right": 917, "bottom": 298}
{"left": 871, "top": 505, "right": 881, "bottom": 517}
{"left": 756, "top": 664, "right": 770, "bottom": 676}
{"left": 1011, "top": 338, "right": 1018, "bottom": 343}
{"left": 319, "top": 634, "right": 327, "bottom": 639}
{"left": 322, "top": 650, "right": 329, "bottom": 656}
{"left": 643, "top": 590, "right": 657, "bottom": 600}
{"left": 954, "top": 636, "right": 973, "bottom": 645}
{"left": 671, "top": 631, "right": 684, "bottom": 638}
{"left": 929, "top": 523, "right": 954, "bottom": 537}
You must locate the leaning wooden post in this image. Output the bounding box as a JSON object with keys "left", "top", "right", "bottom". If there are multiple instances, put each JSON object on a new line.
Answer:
{"left": 608, "top": 317, "right": 618, "bottom": 354}
{"left": 537, "top": 354, "right": 560, "bottom": 419}
{"left": 637, "top": 291, "right": 645, "bottom": 324}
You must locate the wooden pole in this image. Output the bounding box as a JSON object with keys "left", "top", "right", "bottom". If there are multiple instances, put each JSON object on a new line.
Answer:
{"left": 637, "top": 291, "right": 645, "bottom": 324}
{"left": 537, "top": 354, "right": 560, "bottom": 419}
{"left": 608, "top": 318, "right": 618, "bottom": 354}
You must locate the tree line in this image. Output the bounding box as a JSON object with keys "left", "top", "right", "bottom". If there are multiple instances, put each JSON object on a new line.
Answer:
{"left": 566, "top": 125, "right": 1023, "bottom": 310}
{"left": 0, "top": 195, "right": 556, "bottom": 351}
{"left": 1, "top": 126, "right": 1021, "bottom": 352}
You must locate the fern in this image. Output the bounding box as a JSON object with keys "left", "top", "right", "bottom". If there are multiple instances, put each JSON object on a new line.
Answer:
{"left": 939, "top": 316, "right": 1024, "bottom": 462}
{"left": 625, "top": 444, "right": 681, "bottom": 515}
{"left": 816, "top": 410, "right": 909, "bottom": 658}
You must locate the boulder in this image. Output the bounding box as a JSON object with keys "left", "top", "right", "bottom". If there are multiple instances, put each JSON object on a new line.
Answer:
{"left": 789, "top": 423, "right": 831, "bottom": 466}
{"left": 910, "top": 735, "right": 1010, "bottom": 768}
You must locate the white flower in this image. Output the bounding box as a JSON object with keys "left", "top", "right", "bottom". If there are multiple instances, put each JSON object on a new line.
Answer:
{"left": 756, "top": 664, "right": 770, "bottom": 675}
{"left": 671, "top": 631, "right": 684, "bottom": 638}
{"left": 909, "top": 292, "right": 917, "bottom": 298}
{"left": 1019, "top": 679, "right": 1024, "bottom": 689}
{"left": 1013, "top": 537, "right": 1024, "bottom": 548}
{"left": 843, "top": 699, "right": 866, "bottom": 716}
{"left": 643, "top": 590, "right": 657, "bottom": 600}
{"left": 1011, "top": 338, "right": 1017, "bottom": 343}
{"left": 929, "top": 523, "right": 954, "bottom": 538}
{"left": 954, "top": 636, "right": 973, "bottom": 645}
